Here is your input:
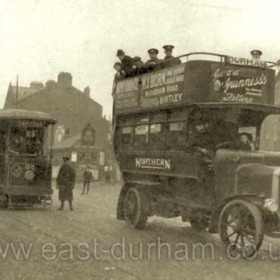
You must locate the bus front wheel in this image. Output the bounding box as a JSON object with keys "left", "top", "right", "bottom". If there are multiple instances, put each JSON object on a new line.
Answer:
{"left": 219, "top": 199, "right": 264, "bottom": 258}
{"left": 123, "top": 187, "right": 149, "bottom": 230}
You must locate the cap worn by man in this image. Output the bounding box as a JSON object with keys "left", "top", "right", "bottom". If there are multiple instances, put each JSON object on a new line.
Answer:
{"left": 148, "top": 48, "right": 159, "bottom": 55}
{"left": 116, "top": 49, "right": 125, "bottom": 57}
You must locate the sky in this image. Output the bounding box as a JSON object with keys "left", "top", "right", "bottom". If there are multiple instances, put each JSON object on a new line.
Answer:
{"left": 1, "top": 0, "right": 280, "bottom": 118}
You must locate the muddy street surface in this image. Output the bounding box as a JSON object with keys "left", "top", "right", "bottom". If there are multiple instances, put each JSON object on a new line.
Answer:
{"left": 1, "top": 182, "right": 280, "bottom": 280}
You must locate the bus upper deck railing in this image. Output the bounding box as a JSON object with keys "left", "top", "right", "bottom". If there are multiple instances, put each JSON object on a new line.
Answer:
{"left": 164, "top": 52, "right": 277, "bottom": 68}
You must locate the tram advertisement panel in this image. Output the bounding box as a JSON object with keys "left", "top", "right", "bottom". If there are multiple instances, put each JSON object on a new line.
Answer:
{"left": 210, "top": 64, "right": 273, "bottom": 104}
{"left": 114, "top": 64, "right": 186, "bottom": 112}
{"left": 114, "top": 77, "right": 139, "bottom": 110}
{"left": 140, "top": 64, "right": 185, "bottom": 108}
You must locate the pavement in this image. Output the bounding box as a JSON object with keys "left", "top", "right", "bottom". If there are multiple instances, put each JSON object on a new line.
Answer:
{"left": 0, "top": 181, "right": 280, "bottom": 280}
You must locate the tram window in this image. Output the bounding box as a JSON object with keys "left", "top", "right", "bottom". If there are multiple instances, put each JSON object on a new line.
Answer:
{"left": 10, "top": 127, "right": 44, "bottom": 155}
{"left": 134, "top": 125, "right": 148, "bottom": 146}
{"left": 166, "top": 122, "right": 186, "bottom": 151}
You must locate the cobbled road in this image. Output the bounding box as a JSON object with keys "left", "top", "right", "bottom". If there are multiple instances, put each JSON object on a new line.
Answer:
{"left": 0, "top": 182, "right": 280, "bottom": 280}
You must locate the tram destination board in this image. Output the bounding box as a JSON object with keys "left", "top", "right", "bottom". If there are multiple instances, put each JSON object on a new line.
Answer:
{"left": 114, "top": 64, "right": 185, "bottom": 112}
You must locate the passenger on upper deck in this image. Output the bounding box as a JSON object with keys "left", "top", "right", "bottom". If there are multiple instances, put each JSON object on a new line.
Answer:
{"left": 113, "top": 62, "right": 125, "bottom": 81}
{"left": 250, "top": 49, "right": 262, "bottom": 62}
{"left": 132, "top": 56, "right": 144, "bottom": 75}
{"left": 116, "top": 49, "right": 134, "bottom": 77}
{"left": 144, "top": 48, "right": 162, "bottom": 71}
{"left": 162, "top": 45, "right": 181, "bottom": 67}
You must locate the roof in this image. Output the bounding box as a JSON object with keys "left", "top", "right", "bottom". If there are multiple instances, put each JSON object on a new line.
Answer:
{"left": 53, "top": 133, "right": 101, "bottom": 150}
{"left": 53, "top": 134, "right": 80, "bottom": 150}
{"left": 0, "top": 109, "right": 56, "bottom": 123}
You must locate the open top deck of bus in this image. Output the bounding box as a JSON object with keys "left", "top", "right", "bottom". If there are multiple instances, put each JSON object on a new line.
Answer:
{"left": 113, "top": 52, "right": 277, "bottom": 115}
{"left": 0, "top": 109, "right": 56, "bottom": 123}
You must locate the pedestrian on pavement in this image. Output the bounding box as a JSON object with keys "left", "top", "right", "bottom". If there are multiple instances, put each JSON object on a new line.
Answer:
{"left": 82, "top": 167, "right": 93, "bottom": 194}
{"left": 56, "top": 156, "right": 76, "bottom": 211}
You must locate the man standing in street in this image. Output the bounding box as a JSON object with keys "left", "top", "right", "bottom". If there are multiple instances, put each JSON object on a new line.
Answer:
{"left": 82, "top": 167, "right": 93, "bottom": 194}
{"left": 56, "top": 156, "right": 76, "bottom": 211}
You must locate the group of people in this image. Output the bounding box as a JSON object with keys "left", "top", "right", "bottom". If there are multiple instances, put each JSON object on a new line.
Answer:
{"left": 56, "top": 157, "right": 116, "bottom": 211}
{"left": 114, "top": 45, "right": 181, "bottom": 81}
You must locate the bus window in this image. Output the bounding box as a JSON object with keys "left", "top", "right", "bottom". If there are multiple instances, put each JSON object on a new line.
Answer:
{"left": 134, "top": 125, "right": 148, "bottom": 147}
{"left": 149, "top": 124, "right": 165, "bottom": 150}
{"left": 166, "top": 122, "right": 186, "bottom": 151}
{"left": 121, "top": 126, "right": 132, "bottom": 147}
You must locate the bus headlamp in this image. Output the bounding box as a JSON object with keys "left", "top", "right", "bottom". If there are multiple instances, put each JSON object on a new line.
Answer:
{"left": 264, "top": 198, "right": 278, "bottom": 212}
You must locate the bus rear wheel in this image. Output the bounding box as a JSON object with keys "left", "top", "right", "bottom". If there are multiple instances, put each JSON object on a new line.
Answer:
{"left": 123, "top": 187, "right": 149, "bottom": 230}
{"left": 219, "top": 199, "right": 264, "bottom": 258}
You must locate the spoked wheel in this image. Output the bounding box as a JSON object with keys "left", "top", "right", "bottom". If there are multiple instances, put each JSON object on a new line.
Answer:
{"left": 219, "top": 199, "right": 264, "bottom": 258}
{"left": 123, "top": 187, "right": 149, "bottom": 230}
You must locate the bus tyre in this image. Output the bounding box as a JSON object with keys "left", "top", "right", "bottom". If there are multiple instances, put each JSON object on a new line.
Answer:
{"left": 219, "top": 199, "right": 264, "bottom": 259}
{"left": 123, "top": 187, "right": 149, "bottom": 230}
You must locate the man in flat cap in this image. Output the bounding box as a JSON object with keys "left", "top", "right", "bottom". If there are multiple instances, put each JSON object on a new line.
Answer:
{"left": 162, "top": 45, "right": 181, "bottom": 67}
{"left": 250, "top": 49, "right": 262, "bottom": 61}
{"left": 56, "top": 156, "right": 76, "bottom": 210}
{"left": 116, "top": 49, "right": 134, "bottom": 77}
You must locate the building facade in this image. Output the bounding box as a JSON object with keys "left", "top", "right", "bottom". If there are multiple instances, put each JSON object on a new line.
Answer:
{"left": 4, "top": 72, "right": 113, "bottom": 177}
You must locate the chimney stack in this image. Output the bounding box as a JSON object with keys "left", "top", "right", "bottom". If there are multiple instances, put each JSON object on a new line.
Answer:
{"left": 57, "top": 72, "right": 72, "bottom": 88}
{"left": 84, "top": 86, "right": 90, "bottom": 97}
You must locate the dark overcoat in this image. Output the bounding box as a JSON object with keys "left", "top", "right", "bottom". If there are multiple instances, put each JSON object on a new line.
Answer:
{"left": 56, "top": 163, "right": 76, "bottom": 201}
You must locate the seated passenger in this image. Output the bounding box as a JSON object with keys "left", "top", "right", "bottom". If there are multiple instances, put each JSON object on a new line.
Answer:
{"left": 144, "top": 48, "right": 162, "bottom": 71}
{"left": 162, "top": 45, "right": 181, "bottom": 67}
{"left": 237, "top": 133, "right": 253, "bottom": 151}
{"left": 116, "top": 49, "right": 134, "bottom": 77}
{"left": 187, "top": 119, "right": 214, "bottom": 165}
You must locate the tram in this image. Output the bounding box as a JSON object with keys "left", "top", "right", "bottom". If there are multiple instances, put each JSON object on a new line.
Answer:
{"left": 0, "top": 109, "right": 56, "bottom": 207}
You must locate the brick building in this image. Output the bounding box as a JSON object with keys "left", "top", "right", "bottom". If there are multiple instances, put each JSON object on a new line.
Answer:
{"left": 4, "top": 72, "right": 113, "bottom": 177}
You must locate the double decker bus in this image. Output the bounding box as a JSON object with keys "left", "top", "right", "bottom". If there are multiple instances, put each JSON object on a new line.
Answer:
{"left": 113, "top": 52, "right": 280, "bottom": 257}
{"left": 0, "top": 109, "right": 56, "bottom": 207}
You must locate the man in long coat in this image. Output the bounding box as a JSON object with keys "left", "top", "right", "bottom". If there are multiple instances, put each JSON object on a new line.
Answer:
{"left": 57, "top": 156, "right": 76, "bottom": 210}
